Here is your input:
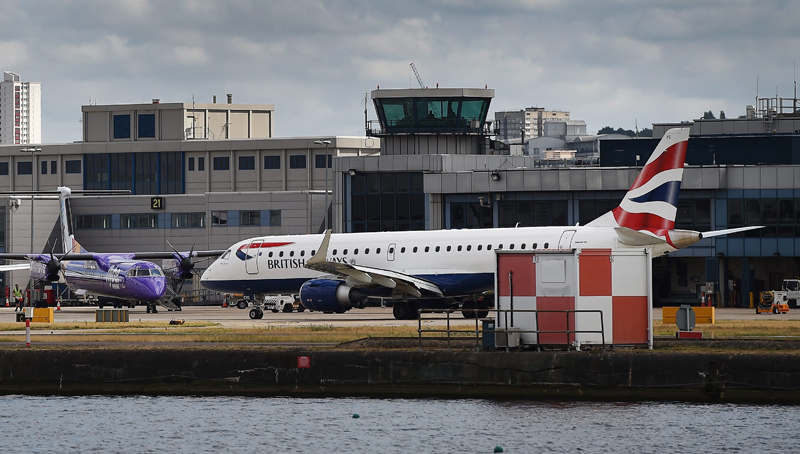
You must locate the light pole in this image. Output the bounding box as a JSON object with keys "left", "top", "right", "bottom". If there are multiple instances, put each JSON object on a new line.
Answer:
{"left": 314, "top": 139, "right": 332, "bottom": 230}
{"left": 20, "top": 147, "right": 41, "bottom": 302}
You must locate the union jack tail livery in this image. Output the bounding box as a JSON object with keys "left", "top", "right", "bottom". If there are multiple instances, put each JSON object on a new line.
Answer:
{"left": 587, "top": 127, "right": 699, "bottom": 249}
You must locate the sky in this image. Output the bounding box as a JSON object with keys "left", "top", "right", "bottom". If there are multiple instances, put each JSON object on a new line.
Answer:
{"left": 1, "top": 0, "right": 799, "bottom": 144}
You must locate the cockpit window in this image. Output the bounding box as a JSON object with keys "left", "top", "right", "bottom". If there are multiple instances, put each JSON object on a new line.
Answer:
{"left": 151, "top": 268, "right": 163, "bottom": 276}
{"left": 221, "top": 250, "right": 231, "bottom": 260}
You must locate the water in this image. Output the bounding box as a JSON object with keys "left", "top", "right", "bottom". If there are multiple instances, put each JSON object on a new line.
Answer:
{"left": 0, "top": 396, "right": 796, "bottom": 453}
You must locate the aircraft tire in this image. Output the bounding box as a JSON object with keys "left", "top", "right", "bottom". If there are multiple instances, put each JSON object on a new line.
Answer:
{"left": 237, "top": 300, "right": 248, "bottom": 310}
{"left": 461, "top": 301, "right": 476, "bottom": 319}
{"left": 392, "top": 302, "right": 410, "bottom": 320}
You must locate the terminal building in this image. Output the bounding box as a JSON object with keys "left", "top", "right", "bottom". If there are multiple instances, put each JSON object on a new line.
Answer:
{"left": 1, "top": 88, "right": 799, "bottom": 308}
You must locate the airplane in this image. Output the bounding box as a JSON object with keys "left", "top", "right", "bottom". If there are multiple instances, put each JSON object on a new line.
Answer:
{"left": 0, "top": 187, "right": 224, "bottom": 312}
{"left": 199, "top": 127, "right": 762, "bottom": 320}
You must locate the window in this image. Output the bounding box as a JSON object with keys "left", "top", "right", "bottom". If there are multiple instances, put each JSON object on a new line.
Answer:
{"left": 113, "top": 114, "right": 131, "bottom": 139}
{"left": 138, "top": 113, "right": 156, "bottom": 138}
{"left": 0, "top": 162, "right": 8, "bottom": 175}
{"left": 264, "top": 155, "right": 280, "bottom": 169}
{"left": 211, "top": 211, "right": 228, "bottom": 226}
{"left": 213, "top": 156, "right": 230, "bottom": 171}
{"left": 74, "top": 214, "right": 111, "bottom": 229}
{"left": 198, "top": 157, "right": 205, "bottom": 171}
{"left": 17, "top": 161, "right": 32, "bottom": 175}
{"left": 50, "top": 161, "right": 57, "bottom": 174}
{"left": 188, "top": 157, "right": 195, "bottom": 171}
{"left": 171, "top": 213, "right": 205, "bottom": 228}
{"left": 65, "top": 160, "right": 81, "bottom": 174}
{"left": 120, "top": 213, "right": 159, "bottom": 228}
{"left": 289, "top": 155, "right": 306, "bottom": 169}
{"left": 41, "top": 161, "right": 47, "bottom": 175}
{"left": 269, "top": 210, "right": 281, "bottom": 226}
{"left": 240, "top": 210, "right": 260, "bottom": 226}
{"left": 315, "top": 154, "right": 332, "bottom": 168}
{"left": 348, "top": 172, "right": 425, "bottom": 232}
{"left": 239, "top": 156, "right": 255, "bottom": 170}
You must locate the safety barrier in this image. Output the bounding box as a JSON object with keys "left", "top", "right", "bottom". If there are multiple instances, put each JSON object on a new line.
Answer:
{"left": 95, "top": 309, "right": 130, "bottom": 323}
{"left": 662, "top": 306, "right": 715, "bottom": 324}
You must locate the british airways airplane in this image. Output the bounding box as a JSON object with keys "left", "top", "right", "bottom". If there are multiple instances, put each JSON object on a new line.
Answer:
{"left": 200, "top": 128, "right": 760, "bottom": 319}
{"left": 0, "top": 187, "right": 224, "bottom": 312}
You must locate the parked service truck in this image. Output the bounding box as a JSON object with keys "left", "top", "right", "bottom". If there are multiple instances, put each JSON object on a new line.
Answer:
{"left": 780, "top": 279, "right": 800, "bottom": 308}
{"left": 233, "top": 294, "right": 305, "bottom": 319}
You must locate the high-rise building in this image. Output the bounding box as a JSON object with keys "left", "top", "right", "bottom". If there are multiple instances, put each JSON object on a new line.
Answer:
{"left": 0, "top": 72, "right": 42, "bottom": 145}
{"left": 494, "top": 107, "right": 570, "bottom": 141}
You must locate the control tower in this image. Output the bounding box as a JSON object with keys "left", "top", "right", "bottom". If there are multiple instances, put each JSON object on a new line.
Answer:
{"left": 369, "top": 87, "right": 495, "bottom": 155}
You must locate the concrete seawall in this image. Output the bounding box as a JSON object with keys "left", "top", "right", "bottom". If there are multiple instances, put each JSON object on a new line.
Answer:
{"left": 1, "top": 347, "right": 798, "bottom": 403}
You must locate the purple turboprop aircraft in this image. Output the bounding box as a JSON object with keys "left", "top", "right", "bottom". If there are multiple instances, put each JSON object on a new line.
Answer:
{"left": 0, "top": 187, "right": 224, "bottom": 312}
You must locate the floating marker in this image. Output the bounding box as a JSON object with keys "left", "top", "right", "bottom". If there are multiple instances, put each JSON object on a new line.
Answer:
{"left": 352, "top": 414, "right": 360, "bottom": 419}
{"left": 494, "top": 446, "right": 503, "bottom": 453}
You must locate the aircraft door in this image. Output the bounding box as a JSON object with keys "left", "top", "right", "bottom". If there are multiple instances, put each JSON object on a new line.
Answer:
{"left": 558, "top": 230, "right": 576, "bottom": 249}
{"left": 244, "top": 240, "right": 260, "bottom": 274}
{"left": 387, "top": 243, "right": 396, "bottom": 261}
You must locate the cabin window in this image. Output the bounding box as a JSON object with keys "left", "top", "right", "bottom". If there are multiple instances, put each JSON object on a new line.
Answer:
{"left": 533, "top": 243, "right": 537, "bottom": 249}
{"left": 487, "top": 244, "right": 492, "bottom": 250}
{"left": 509, "top": 244, "right": 515, "bottom": 249}
{"left": 447, "top": 246, "right": 451, "bottom": 252}
{"left": 521, "top": 243, "right": 526, "bottom": 249}
{"left": 400, "top": 247, "right": 405, "bottom": 253}
{"left": 365, "top": 248, "right": 370, "bottom": 254}
{"left": 389, "top": 247, "right": 395, "bottom": 254}
{"left": 477, "top": 245, "right": 482, "bottom": 251}
{"left": 279, "top": 251, "right": 284, "bottom": 257}
{"left": 332, "top": 249, "right": 337, "bottom": 255}
{"left": 311, "top": 250, "right": 316, "bottom": 255}
{"left": 354, "top": 249, "right": 359, "bottom": 255}
{"left": 290, "top": 251, "right": 294, "bottom": 257}
{"left": 425, "top": 246, "right": 430, "bottom": 252}
{"left": 498, "top": 244, "right": 503, "bottom": 249}
{"left": 268, "top": 252, "right": 274, "bottom": 257}
{"left": 544, "top": 243, "right": 549, "bottom": 248}
{"left": 300, "top": 251, "right": 305, "bottom": 257}
{"left": 413, "top": 247, "right": 418, "bottom": 253}
{"left": 376, "top": 248, "right": 381, "bottom": 254}
{"left": 435, "top": 246, "right": 440, "bottom": 252}
{"left": 467, "top": 245, "right": 471, "bottom": 251}
{"left": 457, "top": 245, "right": 462, "bottom": 251}
{"left": 343, "top": 249, "right": 348, "bottom": 255}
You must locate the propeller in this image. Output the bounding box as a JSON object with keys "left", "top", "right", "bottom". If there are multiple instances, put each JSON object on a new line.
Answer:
{"left": 167, "top": 240, "right": 196, "bottom": 280}
{"left": 44, "top": 241, "right": 65, "bottom": 282}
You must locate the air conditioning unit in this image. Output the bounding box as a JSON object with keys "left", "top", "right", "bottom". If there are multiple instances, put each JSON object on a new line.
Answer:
{"left": 495, "top": 328, "right": 520, "bottom": 348}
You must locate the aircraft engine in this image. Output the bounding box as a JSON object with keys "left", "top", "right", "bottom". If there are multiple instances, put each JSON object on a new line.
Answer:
{"left": 299, "top": 279, "right": 367, "bottom": 313}
{"left": 44, "top": 257, "right": 62, "bottom": 282}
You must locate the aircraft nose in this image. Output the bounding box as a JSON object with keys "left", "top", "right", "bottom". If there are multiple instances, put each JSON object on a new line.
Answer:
{"left": 142, "top": 277, "right": 167, "bottom": 300}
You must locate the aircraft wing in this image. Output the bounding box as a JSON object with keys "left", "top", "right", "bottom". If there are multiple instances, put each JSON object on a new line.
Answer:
{"left": 0, "top": 262, "right": 32, "bottom": 272}
{"left": 306, "top": 230, "right": 444, "bottom": 298}
{"left": 130, "top": 250, "right": 227, "bottom": 260}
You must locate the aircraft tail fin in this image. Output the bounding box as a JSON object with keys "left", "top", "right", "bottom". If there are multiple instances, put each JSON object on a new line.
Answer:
{"left": 58, "top": 187, "right": 88, "bottom": 254}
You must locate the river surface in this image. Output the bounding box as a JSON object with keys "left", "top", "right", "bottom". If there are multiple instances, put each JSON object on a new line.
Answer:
{"left": 0, "top": 396, "right": 796, "bottom": 453}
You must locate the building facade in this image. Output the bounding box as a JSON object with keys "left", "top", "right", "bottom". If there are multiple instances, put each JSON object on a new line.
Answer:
{"left": 0, "top": 72, "right": 41, "bottom": 145}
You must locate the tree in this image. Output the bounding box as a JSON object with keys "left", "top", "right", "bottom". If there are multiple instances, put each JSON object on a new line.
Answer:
{"left": 720, "top": 111, "right": 726, "bottom": 119}
{"left": 597, "top": 127, "right": 652, "bottom": 137}
{"left": 702, "top": 111, "right": 716, "bottom": 119}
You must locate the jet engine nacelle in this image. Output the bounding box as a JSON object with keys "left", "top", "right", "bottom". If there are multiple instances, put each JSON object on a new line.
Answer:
{"left": 299, "top": 279, "right": 367, "bottom": 313}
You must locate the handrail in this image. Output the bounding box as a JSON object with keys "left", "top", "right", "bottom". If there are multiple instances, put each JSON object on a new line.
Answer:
{"left": 497, "top": 308, "right": 606, "bottom": 350}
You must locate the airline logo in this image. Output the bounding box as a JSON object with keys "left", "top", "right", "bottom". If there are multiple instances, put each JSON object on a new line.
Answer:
{"left": 612, "top": 131, "right": 689, "bottom": 239}
{"left": 236, "top": 242, "right": 293, "bottom": 261}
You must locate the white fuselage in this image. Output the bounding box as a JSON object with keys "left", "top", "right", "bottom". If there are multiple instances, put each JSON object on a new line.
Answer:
{"left": 200, "top": 225, "right": 666, "bottom": 297}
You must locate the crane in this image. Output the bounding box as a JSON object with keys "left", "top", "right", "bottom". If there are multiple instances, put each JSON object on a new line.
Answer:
{"left": 410, "top": 63, "right": 426, "bottom": 89}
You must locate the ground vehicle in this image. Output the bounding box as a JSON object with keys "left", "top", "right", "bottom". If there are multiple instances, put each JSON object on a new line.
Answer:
{"left": 233, "top": 294, "right": 305, "bottom": 319}
{"left": 757, "top": 291, "right": 790, "bottom": 314}
{"left": 780, "top": 279, "right": 800, "bottom": 308}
